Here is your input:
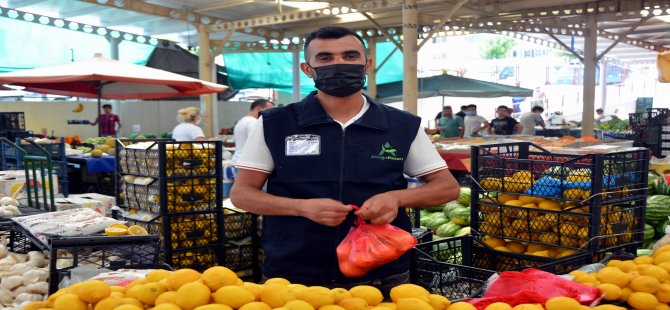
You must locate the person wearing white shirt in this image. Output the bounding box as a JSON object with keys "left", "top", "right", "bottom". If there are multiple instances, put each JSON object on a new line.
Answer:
{"left": 462, "top": 104, "right": 490, "bottom": 138}
{"left": 520, "top": 106, "right": 546, "bottom": 136}
{"left": 230, "top": 26, "right": 458, "bottom": 290}
{"left": 172, "top": 107, "right": 205, "bottom": 141}
{"left": 231, "top": 99, "right": 275, "bottom": 166}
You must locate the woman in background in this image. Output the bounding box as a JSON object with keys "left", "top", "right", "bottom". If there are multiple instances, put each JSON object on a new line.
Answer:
{"left": 172, "top": 107, "right": 206, "bottom": 141}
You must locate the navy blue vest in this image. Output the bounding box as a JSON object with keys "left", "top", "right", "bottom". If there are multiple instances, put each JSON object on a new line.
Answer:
{"left": 261, "top": 91, "right": 420, "bottom": 285}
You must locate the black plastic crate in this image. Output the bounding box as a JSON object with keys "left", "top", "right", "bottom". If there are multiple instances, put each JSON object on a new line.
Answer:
{"left": 0, "top": 130, "right": 31, "bottom": 141}
{"left": 170, "top": 246, "right": 223, "bottom": 271}
{"left": 0, "top": 112, "right": 25, "bottom": 130}
{"left": 47, "top": 235, "right": 160, "bottom": 294}
{"left": 407, "top": 208, "right": 420, "bottom": 228}
{"left": 0, "top": 221, "right": 42, "bottom": 253}
{"left": 120, "top": 178, "right": 218, "bottom": 214}
{"left": 412, "top": 236, "right": 495, "bottom": 300}
{"left": 412, "top": 227, "right": 433, "bottom": 244}
{"left": 224, "top": 240, "right": 256, "bottom": 271}
{"left": 471, "top": 142, "right": 648, "bottom": 252}
{"left": 117, "top": 140, "right": 220, "bottom": 178}
{"left": 121, "top": 212, "right": 222, "bottom": 253}
{"left": 17, "top": 139, "right": 66, "bottom": 161}
{"left": 223, "top": 208, "right": 253, "bottom": 240}
{"left": 472, "top": 196, "right": 646, "bottom": 252}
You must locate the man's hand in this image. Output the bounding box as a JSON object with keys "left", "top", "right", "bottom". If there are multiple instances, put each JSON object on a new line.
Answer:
{"left": 355, "top": 193, "right": 399, "bottom": 224}
{"left": 299, "top": 199, "right": 352, "bottom": 227}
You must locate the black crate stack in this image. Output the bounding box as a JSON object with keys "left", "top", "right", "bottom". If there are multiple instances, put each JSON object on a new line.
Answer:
{"left": 115, "top": 140, "right": 224, "bottom": 271}
{"left": 629, "top": 108, "right": 670, "bottom": 158}
{"left": 0, "top": 112, "right": 30, "bottom": 141}
{"left": 220, "top": 207, "right": 261, "bottom": 280}
{"left": 468, "top": 142, "right": 649, "bottom": 271}
{"left": 0, "top": 139, "right": 70, "bottom": 195}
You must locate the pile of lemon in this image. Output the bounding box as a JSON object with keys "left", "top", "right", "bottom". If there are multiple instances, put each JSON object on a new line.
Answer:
{"left": 481, "top": 236, "right": 579, "bottom": 258}
{"left": 23, "top": 266, "right": 455, "bottom": 310}
{"left": 570, "top": 245, "right": 670, "bottom": 310}
{"left": 449, "top": 296, "right": 625, "bottom": 310}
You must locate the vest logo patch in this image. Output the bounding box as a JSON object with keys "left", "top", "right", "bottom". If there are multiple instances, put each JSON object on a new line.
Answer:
{"left": 371, "top": 142, "right": 404, "bottom": 161}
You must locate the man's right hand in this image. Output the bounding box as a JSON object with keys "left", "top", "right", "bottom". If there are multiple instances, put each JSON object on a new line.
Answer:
{"left": 298, "top": 199, "right": 352, "bottom": 227}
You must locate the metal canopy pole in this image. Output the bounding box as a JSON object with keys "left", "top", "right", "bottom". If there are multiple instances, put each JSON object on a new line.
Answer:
{"left": 582, "top": 14, "right": 597, "bottom": 138}
{"left": 367, "top": 37, "right": 378, "bottom": 100}
{"left": 292, "top": 51, "right": 301, "bottom": 103}
{"left": 402, "top": 0, "right": 418, "bottom": 115}
{"left": 599, "top": 60, "right": 607, "bottom": 110}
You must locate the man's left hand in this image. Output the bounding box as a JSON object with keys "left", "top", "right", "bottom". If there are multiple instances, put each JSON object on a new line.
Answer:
{"left": 355, "top": 193, "right": 399, "bottom": 224}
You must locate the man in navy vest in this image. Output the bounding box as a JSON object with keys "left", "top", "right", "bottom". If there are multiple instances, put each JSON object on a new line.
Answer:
{"left": 231, "top": 26, "right": 459, "bottom": 293}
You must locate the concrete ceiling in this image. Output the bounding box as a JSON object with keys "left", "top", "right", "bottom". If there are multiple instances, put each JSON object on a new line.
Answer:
{"left": 0, "top": 0, "right": 668, "bottom": 63}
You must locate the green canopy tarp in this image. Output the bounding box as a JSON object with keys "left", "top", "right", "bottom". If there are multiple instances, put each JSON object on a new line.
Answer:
{"left": 375, "top": 74, "right": 533, "bottom": 103}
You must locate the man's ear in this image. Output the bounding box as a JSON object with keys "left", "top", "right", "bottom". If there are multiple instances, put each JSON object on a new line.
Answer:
{"left": 364, "top": 58, "right": 374, "bottom": 75}
{"left": 300, "top": 62, "right": 314, "bottom": 78}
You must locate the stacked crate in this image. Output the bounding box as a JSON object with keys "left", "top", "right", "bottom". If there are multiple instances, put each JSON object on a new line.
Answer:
{"left": 221, "top": 207, "right": 259, "bottom": 279}
{"left": 115, "top": 140, "right": 224, "bottom": 271}
{"left": 468, "top": 142, "right": 649, "bottom": 271}
{"left": 629, "top": 108, "right": 670, "bottom": 157}
{"left": 0, "top": 112, "right": 30, "bottom": 141}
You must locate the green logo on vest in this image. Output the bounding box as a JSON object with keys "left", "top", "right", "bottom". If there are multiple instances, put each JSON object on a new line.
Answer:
{"left": 371, "top": 142, "right": 404, "bottom": 161}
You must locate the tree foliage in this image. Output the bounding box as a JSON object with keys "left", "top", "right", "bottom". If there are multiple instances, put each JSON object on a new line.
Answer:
{"left": 480, "top": 37, "right": 516, "bottom": 59}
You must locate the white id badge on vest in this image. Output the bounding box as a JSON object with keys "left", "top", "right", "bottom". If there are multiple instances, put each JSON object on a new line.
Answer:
{"left": 285, "top": 134, "right": 320, "bottom": 156}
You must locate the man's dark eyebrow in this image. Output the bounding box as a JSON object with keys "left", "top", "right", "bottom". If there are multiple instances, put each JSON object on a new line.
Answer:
{"left": 313, "top": 50, "right": 361, "bottom": 58}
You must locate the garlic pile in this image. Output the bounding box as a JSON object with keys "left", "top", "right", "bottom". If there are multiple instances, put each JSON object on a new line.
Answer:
{"left": 0, "top": 193, "right": 21, "bottom": 218}
{"left": 0, "top": 237, "right": 49, "bottom": 310}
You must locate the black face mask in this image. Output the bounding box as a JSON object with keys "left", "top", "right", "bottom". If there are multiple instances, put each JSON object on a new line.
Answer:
{"left": 309, "top": 63, "right": 366, "bottom": 97}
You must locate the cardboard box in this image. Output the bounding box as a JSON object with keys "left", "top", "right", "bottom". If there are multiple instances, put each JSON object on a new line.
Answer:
{"left": 68, "top": 193, "right": 116, "bottom": 215}
{"left": 55, "top": 197, "right": 106, "bottom": 215}
{"left": 0, "top": 171, "right": 59, "bottom": 197}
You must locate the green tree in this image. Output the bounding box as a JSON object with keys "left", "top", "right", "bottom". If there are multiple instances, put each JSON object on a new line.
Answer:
{"left": 480, "top": 37, "right": 516, "bottom": 59}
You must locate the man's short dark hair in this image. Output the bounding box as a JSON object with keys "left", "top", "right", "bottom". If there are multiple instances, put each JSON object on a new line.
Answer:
{"left": 102, "top": 104, "right": 112, "bottom": 109}
{"left": 250, "top": 99, "right": 272, "bottom": 111}
{"left": 467, "top": 104, "right": 477, "bottom": 109}
{"left": 532, "top": 106, "right": 544, "bottom": 113}
{"left": 303, "top": 26, "right": 366, "bottom": 60}
{"left": 596, "top": 108, "right": 603, "bottom": 113}
{"left": 460, "top": 105, "right": 468, "bottom": 110}
{"left": 497, "top": 105, "right": 509, "bottom": 110}
{"left": 443, "top": 106, "right": 452, "bottom": 110}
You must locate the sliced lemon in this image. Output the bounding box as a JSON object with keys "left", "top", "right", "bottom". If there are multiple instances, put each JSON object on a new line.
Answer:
{"left": 128, "top": 225, "right": 148, "bottom": 236}
{"left": 105, "top": 226, "right": 129, "bottom": 236}
{"left": 108, "top": 223, "right": 129, "bottom": 230}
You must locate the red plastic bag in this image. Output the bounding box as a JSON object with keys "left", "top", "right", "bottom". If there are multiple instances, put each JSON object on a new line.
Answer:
{"left": 467, "top": 269, "right": 601, "bottom": 309}
{"left": 337, "top": 206, "right": 417, "bottom": 277}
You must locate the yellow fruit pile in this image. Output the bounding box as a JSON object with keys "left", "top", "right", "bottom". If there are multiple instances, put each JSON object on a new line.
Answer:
{"left": 570, "top": 244, "right": 670, "bottom": 310}
{"left": 27, "top": 267, "right": 455, "bottom": 310}
{"left": 449, "top": 296, "right": 601, "bottom": 310}
{"left": 481, "top": 236, "right": 578, "bottom": 258}
{"left": 478, "top": 194, "right": 635, "bottom": 249}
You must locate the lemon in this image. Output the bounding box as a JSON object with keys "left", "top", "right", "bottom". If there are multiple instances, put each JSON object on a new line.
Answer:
{"left": 105, "top": 225, "right": 128, "bottom": 236}
{"left": 284, "top": 300, "right": 316, "bottom": 310}
{"left": 320, "top": 306, "right": 347, "bottom": 310}
{"left": 618, "top": 260, "right": 638, "bottom": 273}
{"left": 376, "top": 302, "right": 398, "bottom": 309}
{"left": 511, "top": 305, "right": 543, "bottom": 310}
{"left": 194, "top": 305, "right": 234, "bottom": 310}
{"left": 155, "top": 291, "right": 178, "bottom": 305}
{"left": 166, "top": 268, "right": 202, "bottom": 291}
{"left": 77, "top": 280, "right": 111, "bottom": 304}
{"left": 545, "top": 296, "right": 581, "bottom": 310}
{"left": 592, "top": 304, "right": 627, "bottom": 310}
{"left": 137, "top": 282, "right": 167, "bottom": 305}
{"left": 654, "top": 245, "right": 670, "bottom": 256}
{"left": 202, "top": 266, "right": 239, "bottom": 291}
{"left": 621, "top": 287, "right": 634, "bottom": 301}
{"left": 296, "top": 286, "right": 335, "bottom": 308}
{"left": 396, "top": 297, "right": 433, "bottom": 310}
{"left": 213, "top": 285, "right": 256, "bottom": 308}
{"left": 114, "top": 305, "right": 143, "bottom": 310}
{"left": 117, "top": 298, "right": 144, "bottom": 308}
{"left": 288, "top": 284, "right": 309, "bottom": 294}
{"left": 175, "top": 281, "right": 211, "bottom": 310}
{"left": 643, "top": 265, "right": 670, "bottom": 282}
{"left": 110, "top": 285, "right": 126, "bottom": 293}
{"left": 526, "top": 244, "right": 548, "bottom": 253}
{"left": 331, "top": 288, "right": 353, "bottom": 303}
{"left": 485, "top": 303, "right": 512, "bottom": 310}
{"left": 348, "top": 285, "right": 383, "bottom": 306}
{"left": 596, "top": 267, "right": 632, "bottom": 288}
{"left": 337, "top": 297, "right": 368, "bottom": 310}
{"left": 260, "top": 283, "right": 296, "bottom": 308}
{"left": 53, "top": 293, "right": 88, "bottom": 310}
{"left": 655, "top": 304, "right": 670, "bottom": 310}
{"left": 635, "top": 256, "right": 655, "bottom": 265}
{"left": 656, "top": 283, "right": 670, "bottom": 303}
{"left": 22, "top": 301, "right": 46, "bottom": 310}
{"left": 447, "top": 302, "right": 476, "bottom": 310}
{"left": 631, "top": 275, "right": 661, "bottom": 294}
{"left": 505, "top": 242, "right": 526, "bottom": 254}
{"left": 125, "top": 284, "right": 143, "bottom": 299}
{"left": 239, "top": 302, "right": 273, "bottom": 310}
{"left": 243, "top": 282, "right": 263, "bottom": 300}
{"left": 628, "top": 292, "right": 659, "bottom": 310}
{"left": 152, "top": 304, "right": 183, "bottom": 310}
{"left": 264, "top": 277, "right": 291, "bottom": 286}
{"left": 428, "top": 294, "right": 451, "bottom": 310}
{"left": 389, "top": 284, "right": 430, "bottom": 303}
{"left": 483, "top": 236, "right": 506, "bottom": 249}
{"left": 146, "top": 269, "right": 173, "bottom": 283}
{"left": 598, "top": 283, "right": 622, "bottom": 301}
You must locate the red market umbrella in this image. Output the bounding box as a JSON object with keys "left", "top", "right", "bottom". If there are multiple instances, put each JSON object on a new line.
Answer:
{"left": 0, "top": 54, "right": 228, "bottom": 136}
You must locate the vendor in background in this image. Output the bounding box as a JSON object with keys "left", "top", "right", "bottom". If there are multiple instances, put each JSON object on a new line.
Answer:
{"left": 231, "top": 99, "right": 275, "bottom": 166}
{"left": 489, "top": 105, "right": 522, "bottom": 135}
{"left": 519, "top": 106, "right": 546, "bottom": 136}
{"left": 436, "top": 106, "right": 464, "bottom": 138}
{"left": 89, "top": 104, "right": 121, "bottom": 137}
{"left": 455, "top": 105, "right": 468, "bottom": 119}
{"left": 172, "top": 107, "right": 206, "bottom": 141}
{"left": 462, "top": 104, "right": 490, "bottom": 138}
{"left": 595, "top": 108, "right": 608, "bottom": 125}
{"left": 549, "top": 111, "right": 567, "bottom": 126}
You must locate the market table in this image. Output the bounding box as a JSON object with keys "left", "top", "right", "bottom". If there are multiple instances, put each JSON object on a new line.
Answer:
{"left": 437, "top": 150, "right": 471, "bottom": 172}
{"left": 535, "top": 126, "right": 583, "bottom": 138}
{"left": 66, "top": 155, "right": 115, "bottom": 195}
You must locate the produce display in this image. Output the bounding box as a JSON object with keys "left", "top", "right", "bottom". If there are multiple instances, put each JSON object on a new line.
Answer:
{"left": 570, "top": 245, "right": 670, "bottom": 310}
{"left": 421, "top": 187, "right": 472, "bottom": 239}
{"left": 0, "top": 239, "right": 49, "bottom": 310}
{"left": 641, "top": 173, "right": 670, "bottom": 251}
